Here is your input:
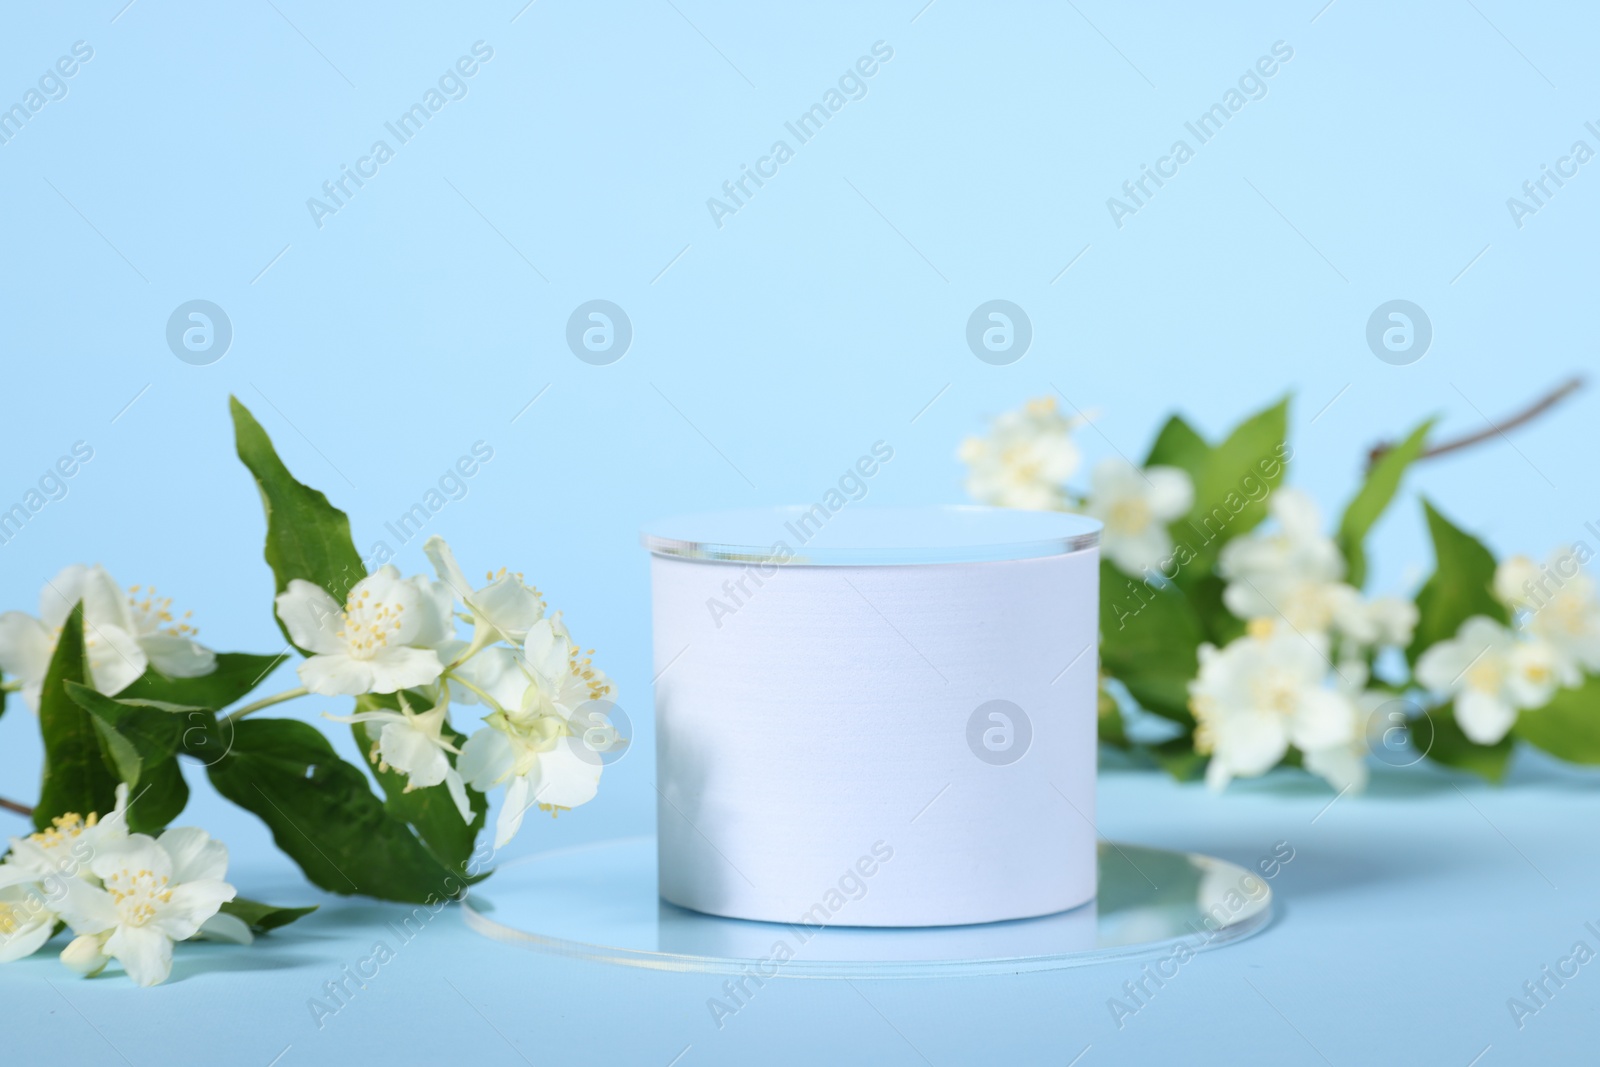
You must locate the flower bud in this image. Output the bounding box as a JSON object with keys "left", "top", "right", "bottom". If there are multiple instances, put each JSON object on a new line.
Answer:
{"left": 60, "top": 934, "right": 109, "bottom": 978}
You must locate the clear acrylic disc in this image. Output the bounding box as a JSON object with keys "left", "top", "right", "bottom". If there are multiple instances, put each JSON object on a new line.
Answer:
{"left": 462, "top": 837, "right": 1273, "bottom": 978}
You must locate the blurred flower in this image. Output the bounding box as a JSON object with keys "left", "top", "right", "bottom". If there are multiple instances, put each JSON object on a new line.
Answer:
{"left": 1495, "top": 551, "right": 1600, "bottom": 686}
{"left": 275, "top": 567, "right": 445, "bottom": 696}
{"left": 0, "top": 565, "right": 216, "bottom": 713}
{"left": 1300, "top": 663, "right": 1382, "bottom": 794}
{"left": 959, "top": 397, "right": 1083, "bottom": 510}
{"left": 1331, "top": 595, "right": 1419, "bottom": 651}
{"left": 1415, "top": 616, "right": 1558, "bottom": 744}
{"left": 1084, "top": 458, "right": 1193, "bottom": 574}
{"left": 1219, "top": 490, "right": 1351, "bottom": 632}
{"left": 56, "top": 827, "right": 236, "bottom": 987}
{"left": 1190, "top": 621, "right": 1358, "bottom": 791}
{"left": 1219, "top": 490, "right": 1415, "bottom": 652}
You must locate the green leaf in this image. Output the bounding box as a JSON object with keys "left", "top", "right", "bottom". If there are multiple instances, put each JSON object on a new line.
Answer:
{"left": 64, "top": 682, "right": 194, "bottom": 832}
{"left": 1097, "top": 685, "right": 1130, "bottom": 750}
{"left": 1416, "top": 705, "right": 1514, "bottom": 782}
{"left": 230, "top": 396, "right": 367, "bottom": 648}
{"left": 220, "top": 897, "right": 319, "bottom": 934}
{"left": 1150, "top": 739, "right": 1208, "bottom": 782}
{"left": 202, "top": 718, "right": 465, "bottom": 904}
{"left": 1514, "top": 677, "right": 1600, "bottom": 763}
{"left": 35, "top": 605, "right": 120, "bottom": 830}
{"left": 1407, "top": 499, "right": 1508, "bottom": 666}
{"left": 118, "top": 652, "right": 289, "bottom": 711}
{"left": 127, "top": 759, "right": 190, "bottom": 835}
{"left": 66, "top": 682, "right": 190, "bottom": 772}
{"left": 1144, "top": 414, "right": 1210, "bottom": 482}
{"left": 1100, "top": 561, "right": 1204, "bottom": 725}
{"left": 1337, "top": 419, "right": 1434, "bottom": 589}
{"left": 1184, "top": 571, "right": 1247, "bottom": 648}
{"left": 1172, "top": 397, "right": 1290, "bottom": 572}
{"left": 351, "top": 692, "right": 488, "bottom": 880}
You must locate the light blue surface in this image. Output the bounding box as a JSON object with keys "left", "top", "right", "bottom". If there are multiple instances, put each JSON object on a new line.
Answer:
{"left": 2, "top": 0, "right": 1598, "bottom": 1062}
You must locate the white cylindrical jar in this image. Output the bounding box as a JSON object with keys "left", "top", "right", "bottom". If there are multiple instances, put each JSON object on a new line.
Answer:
{"left": 643, "top": 506, "right": 1101, "bottom": 928}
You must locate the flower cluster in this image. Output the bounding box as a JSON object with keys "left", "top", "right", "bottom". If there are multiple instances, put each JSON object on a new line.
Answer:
{"left": 959, "top": 396, "right": 1195, "bottom": 575}
{"left": 1196, "top": 490, "right": 1416, "bottom": 792}
{"left": 0, "top": 399, "right": 619, "bottom": 987}
{"left": 278, "top": 536, "right": 620, "bottom": 848}
{"left": 961, "top": 392, "right": 1600, "bottom": 793}
{"left": 1414, "top": 550, "right": 1600, "bottom": 744}
{"left": 0, "top": 564, "right": 217, "bottom": 712}
{"left": 0, "top": 786, "right": 239, "bottom": 986}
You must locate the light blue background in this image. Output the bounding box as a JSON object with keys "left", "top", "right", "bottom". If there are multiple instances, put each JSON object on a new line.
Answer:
{"left": 2, "top": 1, "right": 1597, "bottom": 1063}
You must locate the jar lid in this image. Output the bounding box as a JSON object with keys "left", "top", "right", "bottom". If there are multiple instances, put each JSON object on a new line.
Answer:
{"left": 640, "top": 505, "right": 1101, "bottom": 566}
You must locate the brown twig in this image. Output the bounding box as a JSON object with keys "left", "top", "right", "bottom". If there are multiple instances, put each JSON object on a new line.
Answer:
{"left": 0, "top": 796, "right": 34, "bottom": 819}
{"left": 1367, "top": 375, "right": 1585, "bottom": 471}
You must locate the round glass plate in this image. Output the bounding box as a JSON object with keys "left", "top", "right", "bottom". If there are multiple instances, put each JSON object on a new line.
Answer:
{"left": 463, "top": 837, "right": 1272, "bottom": 978}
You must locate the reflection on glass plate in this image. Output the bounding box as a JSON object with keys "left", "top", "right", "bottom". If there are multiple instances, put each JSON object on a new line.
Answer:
{"left": 462, "top": 838, "right": 1272, "bottom": 978}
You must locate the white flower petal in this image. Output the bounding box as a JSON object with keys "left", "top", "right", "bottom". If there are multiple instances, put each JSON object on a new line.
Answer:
{"left": 528, "top": 742, "right": 602, "bottom": 810}
{"left": 407, "top": 577, "right": 458, "bottom": 649}
{"left": 1494, "top": 555, "right": 1540, "bottom": 607}
{"left": 157, "top": 827, "right": 228, "bottom": 884}
{"left": 1213, "top": 709, "right": 1289, "bottom": 779}
{"left": 138, "top": 633, "right": 217, "bottom": 678}
{"left": 364, "top": 647, "right": 443, "bottom": 694}
{"left": 194, "top": 911, "right": 254, "bottom": 945}
{"left": 1143, "top": 466, "right": 1195, "bottom": 520}
{"left": 55, "top": 878, "right": 119, "bottom": 935}
{"left": 522, "top": 618, "right": 571, "bottom": 693}
{"left": 40, "top": 565, "right": 89, "bottom": 629}
{"left": 1506, "top": 641, "right": 1558, "bottom": 709}
{"left": 298, "top": 654, "right": 375, "bottom": 696}
{"left": 354, "top": 567, "right": 424, "bottom": 646}
{"left": 1090, "top": 456, "right": 1144, "bottom": 498}
{"left": 1270, "top": 488, "right": 1323, "bottom": 540}
{"left": 450, "top": 646, "right": 533, "bottom": 710}
{"left": 378, "top": 721, "right": 451, "bottom": 787}
{"left": 494, "top": 775, "right": 533, "bottom": 849}
{"left": 1288, "top": 689, "right": 1356, "bottom": 752}
{"left": 80, "top": 566, "right": 132, "bottom": 633}
{"left": 0, "top": 612, "right": 53, "bottom": 689}
{"left": 0, "top": 914, "right": 55, "bottom": 963}
{"left": 89, "top": 835, "right": 171, "bottom": 885}
{"left": 1415, "top": 640, "right": 1475, "bottom": 691}
{"left": 275, "top": 580, "right": 347, "bottom": 656}
{"left": 1455, "top": 689, "right": 1517, "bottom": 745}
{"left": 1106, "top": 524, "right": 1171, "bottom": 575}
{"left": 85, "top": 623, "right": 147, "bottom": 697}
{"left": 458, "top": 729, "right": 516, "bottom": 792}
{"left": 424, "top": 536, "right": 473, "bottom": 600}
{"left": 106, "top": 924, "right": 173, "bottom": 987}
{"left": 445, "top": 770, "right": 473, "bottom": 825}
{"left": 152, "top": 879, "right": 236, "bottom": 941}
{"left": 472, "top": 577, "right": 545, "bottom": 643}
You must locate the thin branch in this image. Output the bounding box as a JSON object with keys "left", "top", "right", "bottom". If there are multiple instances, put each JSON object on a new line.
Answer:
{"left": 1367, "top": 375, "right": 1585, "bottom": 471}
{"left": 222, "top": 686, "right": 308, "bottom": 725}
{"left": 0, "top": 796, "right": 34, "bottom": 818}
